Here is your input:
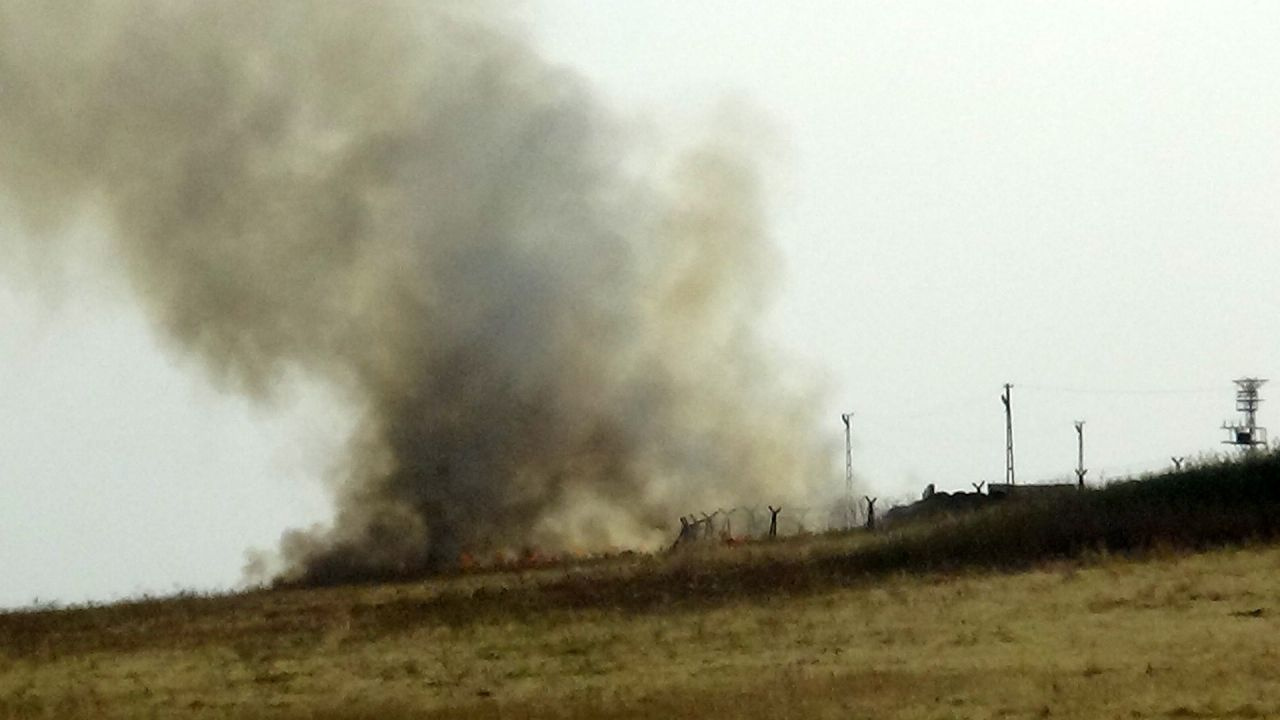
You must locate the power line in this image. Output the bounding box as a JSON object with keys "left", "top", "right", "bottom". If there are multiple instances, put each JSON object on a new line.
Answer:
{"left": 852, "top": 391, "right": 994, "bottom": 420}
{"left": 1017, "top": 384, "right": 1222, "bottom": 397}
{"left": 853, "top": 384, "right": 1219, "bottom": 422}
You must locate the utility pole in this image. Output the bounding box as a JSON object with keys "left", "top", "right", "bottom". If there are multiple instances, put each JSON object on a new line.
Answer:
{"left": 1002, "top": 383, "right": 1015, "bottom": 485}
{"left": 841, "top": 412, "right": 854, "bottom": 529}
{"left": 1074, "top": 420, "right": 1087, "bottom": 489}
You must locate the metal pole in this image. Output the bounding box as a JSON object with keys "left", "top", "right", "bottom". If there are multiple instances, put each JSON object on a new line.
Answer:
{"left": 1002, "top": 384, "right": 1015, "bottom": 485}
{"left": 1074, "top": 420, "right": 1087, "bottom": 488}
{"left": 841, "top": 412, "right": 853, "bottom": 529}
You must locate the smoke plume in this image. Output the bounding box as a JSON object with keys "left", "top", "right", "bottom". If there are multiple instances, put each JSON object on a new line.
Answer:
{"left": 0, "top": 1, "right": 833, "bottom": 584}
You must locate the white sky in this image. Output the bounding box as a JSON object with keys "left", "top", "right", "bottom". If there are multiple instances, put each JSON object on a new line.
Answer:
{"left": 3, "top": 1, "right": 1279, "bottom": 607}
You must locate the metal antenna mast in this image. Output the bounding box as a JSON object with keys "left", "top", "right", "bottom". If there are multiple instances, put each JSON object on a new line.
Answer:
{"left": 841, "top": 412, "right": 854, "bottom": 529}
{"left": 1222, "top": 377, "right": 1268, "bottom": 448}
{"left": 1074, "top": 420, "right": 1087, "bottom": 488}
{"left": 1001, "top": 383, "right": 1015, "bottom": 485}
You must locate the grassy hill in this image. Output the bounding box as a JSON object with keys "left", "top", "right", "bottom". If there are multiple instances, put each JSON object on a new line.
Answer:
{"left": 4, "top": 451, "right": 1280, "bottom": 718}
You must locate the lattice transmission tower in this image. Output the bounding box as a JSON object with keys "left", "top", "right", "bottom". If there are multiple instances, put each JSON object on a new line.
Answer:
{"left": 1222, "top": 377, "right": 1268, "bottom": 448}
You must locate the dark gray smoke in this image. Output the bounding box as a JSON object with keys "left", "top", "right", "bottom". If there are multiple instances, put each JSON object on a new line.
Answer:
{"left": 0, "top": 0, "right": 834, "bottom": 584}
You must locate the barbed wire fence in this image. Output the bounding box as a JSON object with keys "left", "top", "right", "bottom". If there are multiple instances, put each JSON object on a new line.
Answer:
{"left": 671, "top": 499, "right": 878, "bottom": 547}
{"left": 667, "top": 446, "right": 1260, "bottom": 549}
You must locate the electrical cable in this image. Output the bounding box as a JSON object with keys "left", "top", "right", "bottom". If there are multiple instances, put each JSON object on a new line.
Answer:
{"left": 1016, "top": 383, "right": 1222, "bottom": 396}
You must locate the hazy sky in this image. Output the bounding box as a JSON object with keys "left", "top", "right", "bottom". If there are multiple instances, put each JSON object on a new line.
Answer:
{"left": 3, "top": 1, "right": 1279, "bottom": 607}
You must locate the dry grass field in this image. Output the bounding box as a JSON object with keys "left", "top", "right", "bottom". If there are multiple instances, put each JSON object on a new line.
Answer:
{"left": 6, "top": 454, "right": 1280, "bottom": 719}
{"left": 3, "top": 542, "right": 1280, "bottom": 719}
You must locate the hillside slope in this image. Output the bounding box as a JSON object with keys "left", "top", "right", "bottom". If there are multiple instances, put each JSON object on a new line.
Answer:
{"left": 4, "top": 452, "right": 1280, "bottom": 718}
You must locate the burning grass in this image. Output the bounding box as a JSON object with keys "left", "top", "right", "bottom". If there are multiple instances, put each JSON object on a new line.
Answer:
{"left": 381, "top": 449, "right": 1280, "bottom": 619}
